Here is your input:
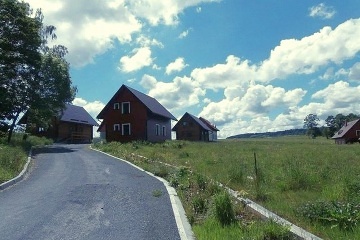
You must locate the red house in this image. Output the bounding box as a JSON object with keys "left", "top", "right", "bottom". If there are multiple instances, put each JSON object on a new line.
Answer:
{"left": 332, "top": 119, "right": 360, "bottom": 144}
{"left": 172, "top": 112, "right": 219, "bottom": 141}
{"left": 97, "top": 85, "right": 177, "bottom": 143}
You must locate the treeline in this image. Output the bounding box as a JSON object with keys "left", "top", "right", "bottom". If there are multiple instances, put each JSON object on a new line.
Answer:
{"left": 0, "top": 0, "right": 76, "bottom": 142}
{"left": 227, "top": 113, "right": 359, "bottom": 139}
{"left": 304, "top": 113, "right": 360, "bottom": 139}
{"left": 227, "top": 129, "right": 307, "bottom": 139}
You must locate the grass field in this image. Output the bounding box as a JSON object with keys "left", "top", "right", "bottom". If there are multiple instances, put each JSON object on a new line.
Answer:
{"left": 94, "top": 136, "right": 360, "bottom": 240}
{"left": 0, "top": 134, "right": 53, "bottom": 184}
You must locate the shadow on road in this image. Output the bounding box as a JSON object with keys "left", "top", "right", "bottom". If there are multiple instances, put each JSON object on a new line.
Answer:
{"left": 32, "top": 145, "right": 77, "bottom": 155}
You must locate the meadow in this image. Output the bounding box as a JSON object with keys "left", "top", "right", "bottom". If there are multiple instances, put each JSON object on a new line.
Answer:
{"left": 94, "top": 136, "right": 360, "bottom": 240}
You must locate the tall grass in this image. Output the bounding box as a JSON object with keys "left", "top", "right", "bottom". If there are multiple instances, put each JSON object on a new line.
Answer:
{"left": 94, "top": 136, "right": 360, "bottom": 239}
{"left": 0, "top": 133, "right": 52, "bottom": 183}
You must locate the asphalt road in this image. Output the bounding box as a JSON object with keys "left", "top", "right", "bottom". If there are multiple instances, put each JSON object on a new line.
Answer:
{"left": 0, "top": 144, "right": 181, "bottom": 240}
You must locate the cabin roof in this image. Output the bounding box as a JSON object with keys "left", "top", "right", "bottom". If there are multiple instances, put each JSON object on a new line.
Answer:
{"left": 60, "top": 104, "right": 99, "bottom": 126}
{"left": 172, "top": 112, "right": 214, "bottom": 131}
{"left": 97, "top": 85, "right": 177, "bottom": 121}
{"left": 332, "top": 119, "right": 360, "bottom": 139}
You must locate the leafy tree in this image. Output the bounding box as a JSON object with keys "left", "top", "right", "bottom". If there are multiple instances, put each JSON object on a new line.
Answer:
{"left": 0, "top": 0, "right": 76, "bottom": 142}
{"left": 0, "top": 0, "right": 42, "bottom": 142}
{"left": 304, "top": 114, "right": 320, "bottom": 138}
{"left": 324, "top": 115, "right": 336, "bottom": 138}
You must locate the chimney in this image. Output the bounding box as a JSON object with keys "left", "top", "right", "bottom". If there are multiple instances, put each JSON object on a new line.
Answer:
{"left": 345, "top": 120, "right": 347, "bottom": 127}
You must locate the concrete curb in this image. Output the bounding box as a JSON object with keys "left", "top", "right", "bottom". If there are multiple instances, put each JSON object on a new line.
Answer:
{"left": 90, "top": 147, "right": 195, "bottom": 240}
{"left": 0, "top": 148, "right": 33, "bottom": 191}
{"left": 224, "top": 186, "right": 322, "bottom": 240}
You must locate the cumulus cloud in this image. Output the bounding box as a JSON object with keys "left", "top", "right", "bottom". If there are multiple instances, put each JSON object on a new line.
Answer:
{"left": 127, "top": 0, "right": 220, "bottom": 25}
{"left": 72, "top": 98, "right": 105, "bottom": 120}
{"left": 349, "top": 62, "right": 360, "bottom": 81}
{"left": 140, "top": 74, "right": 205, "bottom": 112}
{"left": 257, "top": 19, "right": 360, "bottom": 82}
{"left": 309, "top": 3, "right": 336, "bottom": 19}
{"left": 119, "top": 47, "right": 153, "bottom": 72}
{"left": 25, "top": 0, "right": 219, "bottom": 67}
{"left": 165, "top": 58, "right": 188, "bottom": 75}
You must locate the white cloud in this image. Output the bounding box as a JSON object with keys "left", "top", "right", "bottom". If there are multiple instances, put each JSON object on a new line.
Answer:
{"left": 140, "top": 74, "right": 205, "bottom": 112}
{"left": 119, "top": 47, "right": 153, "bottom": 72}
{"left": 72, "top": 98, "right": 105, "bottom": 120}
{"left": 349, "top": 62, "right": 360, "bottom": 81}
{"left": 258, "top": 19, "right": 360, "bottom": 82}
{"left": 179, "top": 29, "right": 191, "bottom": 39}
{"left": 25, "top": 0, "right": 219, "bottom": 67}
{"left": 309, "top": 3, "right": 336, "bottom": 19}
{"left": 27, "top": 0, "right": 142, "bottom": 67}
{"left": 165, "top": 58, "right": 188, "bottom": 75}
{"left": 127, "top": 0, "right": 220, "bottom": 26}
{"left": 191, "top": 55, "right": 256, "bottom": 90}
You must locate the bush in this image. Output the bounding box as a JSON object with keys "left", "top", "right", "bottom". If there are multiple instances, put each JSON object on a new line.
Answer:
{"left": 262, "top": 220, "right": 293, "bottom": 240}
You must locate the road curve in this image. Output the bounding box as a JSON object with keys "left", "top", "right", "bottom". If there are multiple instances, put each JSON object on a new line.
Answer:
{"left": 0, "top": 144, "right": 181, "bottom": 240}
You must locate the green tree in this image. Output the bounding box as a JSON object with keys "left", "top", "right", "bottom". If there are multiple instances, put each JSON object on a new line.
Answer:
{"left": 324, "top": 115, "right": 336, "bottom": 138}
{"left": 0, "top": 0, "right": 42, "bottom": 142}
{"left": 304, "top": 114, "right": 320, "bottom": 138}
{"left": 0, "top": 0, "right": 76, "bottom": 142}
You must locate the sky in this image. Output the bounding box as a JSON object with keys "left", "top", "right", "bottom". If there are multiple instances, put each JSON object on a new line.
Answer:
{"left": 25, "top": 0, "right": 360, "bottom": 138}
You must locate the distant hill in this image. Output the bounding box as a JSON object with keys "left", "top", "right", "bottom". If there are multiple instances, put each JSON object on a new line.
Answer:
{"left": 227, "top": 128, "right": 307, "bottom": 139}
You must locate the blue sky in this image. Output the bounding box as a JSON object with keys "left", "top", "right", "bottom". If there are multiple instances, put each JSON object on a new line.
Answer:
{"left": 26, "top": 0, "right": 360, "bottom": 138}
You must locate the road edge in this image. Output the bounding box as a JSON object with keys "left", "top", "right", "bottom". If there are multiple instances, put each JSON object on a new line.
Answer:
{"left": 90, "top": 146, "right": 195, "bottom": 240}
{"left": 0, "top": 148, "right": 33, "bottom": 191}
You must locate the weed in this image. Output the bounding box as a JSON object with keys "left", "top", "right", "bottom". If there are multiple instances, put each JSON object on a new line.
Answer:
{"left": 152, "top": 189, "right": 162, "bottom": 197}
{"left": 196, "top": 174, "right": 207, "bottom": 191}
{"left": 192, "top": 195, "right": 207, "bottom": 214}
{"left": 297, "top": 201, "right": 360, "bottom": 231}
{"left": 213, "top": 191, "right": 235, "bottom": 226}
{"left": 261, "top": 220, "right": 293, "bottom": 240}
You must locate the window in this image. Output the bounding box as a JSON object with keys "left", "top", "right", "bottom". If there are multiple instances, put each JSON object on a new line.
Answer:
{"left": 113, "top": 103, "right": 120, "bottom": 110}
{"left": 155, "top": 124, "right": 160, "bottom": 136}
{"left": 122, "top": 123, "right": 131, "bottom": 136}
{"left": 122, "top": 102, "right": 130, "bottom": 114}
{"left": 356, "top": 130, "right": 360, "bottom": 136}
{"left": 162, "top": 126, "right": 166, "bottom": 136}
{"left": 113, "top": 124, "right": 120, "bottom": 131}
{"left": 182, "top": 121, "right": 187, "bottom": 126}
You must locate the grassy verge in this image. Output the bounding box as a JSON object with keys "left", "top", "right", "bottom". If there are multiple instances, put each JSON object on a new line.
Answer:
{"left": 93, "top": 140, "right": 299, "bottom": 239}
{"left": 0, "top": 133, "right": 53, "bottom": 184}
{"left": 93, "top": 137, "right": 360, "bottom": 239}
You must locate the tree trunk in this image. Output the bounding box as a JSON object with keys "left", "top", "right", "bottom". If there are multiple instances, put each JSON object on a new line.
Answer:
{"left": 7, "top": 112, "right": 20, "bottom": 143}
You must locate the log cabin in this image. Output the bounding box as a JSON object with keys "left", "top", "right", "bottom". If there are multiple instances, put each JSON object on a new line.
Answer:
{"left": 97, "top": 85, "right": 177, "bottom": 143}
{"left": 172, "top": 112, "right": 219, "bottom": 141}
{"left": 19, "top": 104, "right": 98, "bottom": 143}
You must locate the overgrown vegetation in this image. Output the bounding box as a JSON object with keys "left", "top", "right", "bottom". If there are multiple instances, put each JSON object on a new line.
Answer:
{"left": 93, "top": 137, "right": 360, "bottom": 239}
{"left": 0, "top": 133, "right": 52, "bottom": 183}
{"left": 93, "top": 139, "right": 301, "bottom": 239}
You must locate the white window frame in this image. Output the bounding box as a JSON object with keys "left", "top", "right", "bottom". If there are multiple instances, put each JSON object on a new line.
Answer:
{"left": 155, "top": 124, "right": 160, "bottom": 136}
{"left": 113, "top": 124, "right": 120, "bottom": 131}
{"left": 162, "top": 126, "right": 166, "bottom": 136}
{"left": 356, "top": 130, "right": 360, "bottom": 136}
{"left": 122, "top": 123, "right": 131, "bottom": 136}
{"left": 122, "top": 102, "right": 130, "bottom": 114}
{"left": 113, "top": 103, "right": 120, "bottom": 110}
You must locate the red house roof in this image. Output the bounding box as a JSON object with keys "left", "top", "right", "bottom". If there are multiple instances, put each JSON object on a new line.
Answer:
{"left": 97, "top": 85, "right": 177, "bottom": 120}
{"left": 332, "top": 119, "right": 360, "bottom": 139}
